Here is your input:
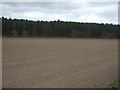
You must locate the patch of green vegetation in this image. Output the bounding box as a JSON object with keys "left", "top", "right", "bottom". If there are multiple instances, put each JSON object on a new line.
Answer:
{"left": 107, "top": 79, "right": 120, "bottom": 88}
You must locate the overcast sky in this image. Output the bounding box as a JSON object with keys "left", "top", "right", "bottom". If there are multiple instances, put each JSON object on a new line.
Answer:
{"left": 1, "top": 2, "right": 118, "bottom": 24}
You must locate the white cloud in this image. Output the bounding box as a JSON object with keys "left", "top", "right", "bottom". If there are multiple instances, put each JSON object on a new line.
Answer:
{"left": 1, "top": 2, "right": 118, "bottom": 24}
{"left": 78, "top": 15, "right": 110, "bottom": 23}
{"left": 2, "top": 0, "right": 120, "bottom": 2}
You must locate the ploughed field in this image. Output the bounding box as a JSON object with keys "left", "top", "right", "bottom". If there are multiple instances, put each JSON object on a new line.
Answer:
{"left": 2, "top": 38, "right": 118, "bottom": 88}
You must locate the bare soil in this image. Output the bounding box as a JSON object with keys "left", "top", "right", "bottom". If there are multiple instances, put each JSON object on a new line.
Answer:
{"left": 0, "top": 38, "right": 2, "bottom": 89}
{"left": 2, "top": 38, "right": 118, "bottom": 88}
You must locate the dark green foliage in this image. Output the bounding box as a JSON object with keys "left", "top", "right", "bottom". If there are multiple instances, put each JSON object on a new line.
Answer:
{"left": 107, "top": 78, "right": 120, "bottom": 88}
{"left": 2, "top": 17, "right": 119, "bottom": 38}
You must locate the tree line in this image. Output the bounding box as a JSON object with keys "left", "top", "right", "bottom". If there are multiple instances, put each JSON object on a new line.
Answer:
{"left": 2, "top": 17, "right": 119, "bottom": 38}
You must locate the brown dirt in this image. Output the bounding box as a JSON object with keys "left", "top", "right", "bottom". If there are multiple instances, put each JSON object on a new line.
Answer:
{"left": 0, "top": 37, "right": 2, "bottom": 89}
{"left": 2, "top": 38, "right": 118, "bottom": 88}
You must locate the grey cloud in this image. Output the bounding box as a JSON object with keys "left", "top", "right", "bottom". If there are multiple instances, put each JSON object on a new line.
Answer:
{"left": 89, "top": 2, "right": 117, "bottom": 7}
{"left": 2, "top": 2, "right": 118, "bottom": 24}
